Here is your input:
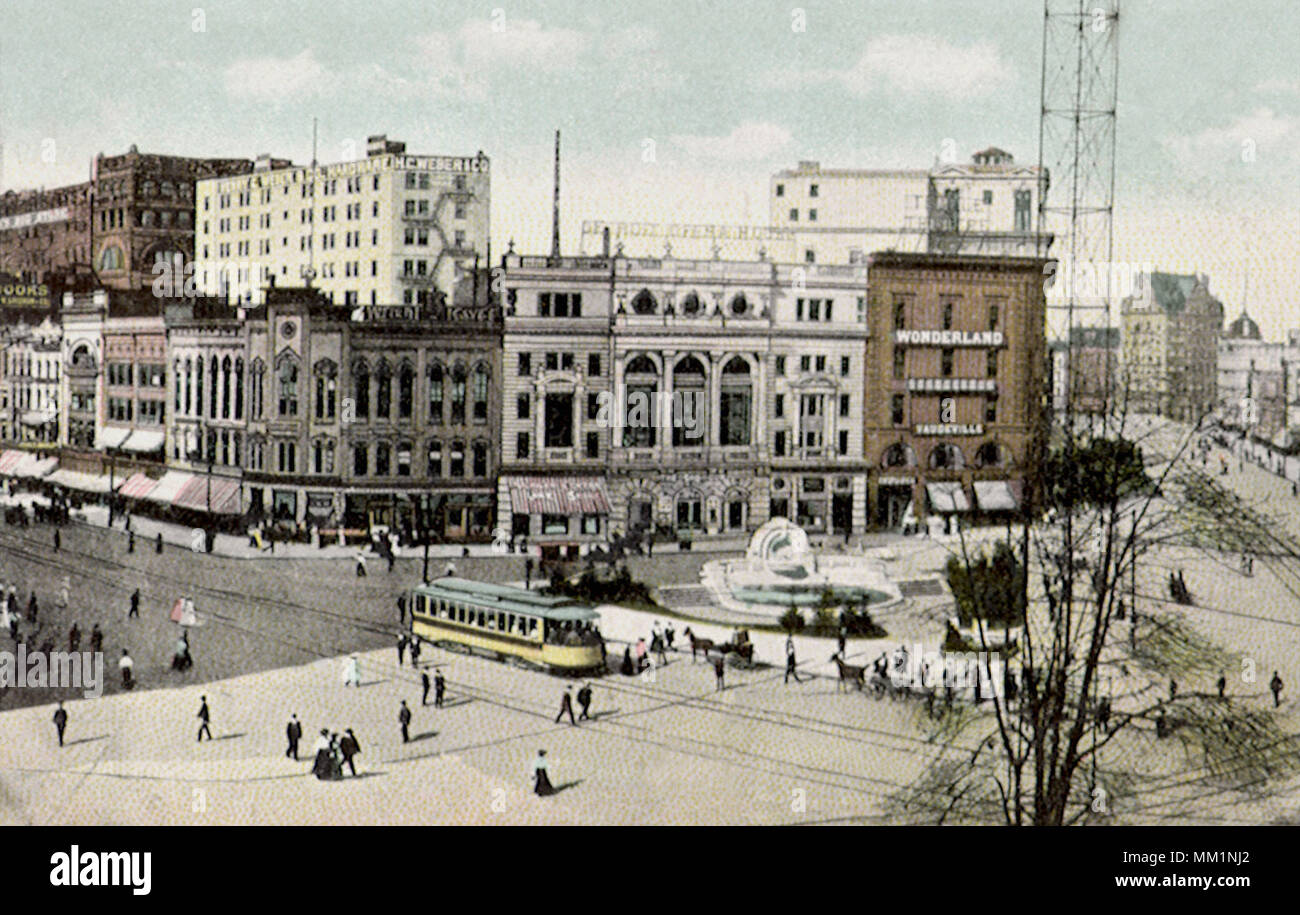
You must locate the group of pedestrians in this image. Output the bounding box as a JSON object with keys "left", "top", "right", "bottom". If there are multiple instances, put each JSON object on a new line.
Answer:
{"left": 554, "top": 683, "right": 594, "bottom": 724}
{"left": 309, "top": 725, "right": 363, "bottom": 780}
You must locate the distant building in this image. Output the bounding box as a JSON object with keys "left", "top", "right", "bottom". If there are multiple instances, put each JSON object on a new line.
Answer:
{"left": 1050, "top": 326, "right": 1121, "bottom": 418}
{"left": 1, "top": 318, "right": 62, "bottom": 443}
{"left": 1218, "top": 310, "right": 1285, "bottom": 436}
{"left": 1120, "top": 272, "right": 1224, "bottom": 421}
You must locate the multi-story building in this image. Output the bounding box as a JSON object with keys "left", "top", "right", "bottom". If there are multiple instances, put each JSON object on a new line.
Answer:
{"left": 1120, "top": 272, "right": 1224, "bottom": 421}
{"left": 1, "top": 317, "right": 63, "bottom": 443}
{"left": 99, "top": 302, "right": 168, "bottom": 461}
{"left": 498, "top": 250, "right": 870, "bottom": 556}
{"left": 1218, "top": 310, "right": 1285, "bottom": 435}
{"left": 59, "top": 290, "right": 107, "bottom": 450}
{"left": 194, "top": 136, "right": 489, "bottom": 308}
{"left": 228, "top": 284, "right": 500, "bottom": 539}
{"left": 864, "top": 252, "right": 1049, "bottom": 527}
{"left": 769, "top": 147, "right": 1046, "bottom": 266}
{"left": 1, "top": 147, "right": 256, "bottom": 291}
{"left": 1050, "top": 325, "right": 1121, "bottom": 418}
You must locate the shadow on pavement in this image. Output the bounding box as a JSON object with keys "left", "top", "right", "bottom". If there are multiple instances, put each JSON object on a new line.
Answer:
{"left": 62, "top": 735, "right": 109, "bottom": 747}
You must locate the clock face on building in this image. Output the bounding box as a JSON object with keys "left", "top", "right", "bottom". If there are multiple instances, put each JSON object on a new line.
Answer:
{"left": 280, "top": 321, "right": 297, "bottom": 339}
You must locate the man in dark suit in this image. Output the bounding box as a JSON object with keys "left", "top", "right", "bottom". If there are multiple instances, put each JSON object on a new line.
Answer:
{"left": 555, "top": 687, "right": 576, "bottom": 725}
{"left": 398, "top": 701, "right": 412, "bottom": 743}
{"left": 197, "top": 696, "right": 212, "bottom": 742}
{"left": 286, "top": 714, "right": 303, "bottom": 759}
{"left": 421, "top": 671, "right": 431, "bottom": 706}
{"left": 339, "top": 729, "right": 361, "bottom": 776}
{"left": 128, "top": 588, "right": 140, "bottom": 619}
{"left": 434, "top": 670, "right": 446, "bottom": 708}
{"left": 577, "top": 682, "right": 593, "bottom": 721}
{"left": 53, "top": 702, "right": 68, "bottom": 747}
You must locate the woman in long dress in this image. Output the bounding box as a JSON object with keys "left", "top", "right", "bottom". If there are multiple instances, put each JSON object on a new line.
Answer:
{"left": 311, "top": 729, "right": 336, "bottom": 780}
{"left": 533, "top": 749, "right": 554, "bottom": 796}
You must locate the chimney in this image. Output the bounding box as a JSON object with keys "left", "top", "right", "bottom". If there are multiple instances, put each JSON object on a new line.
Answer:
{"left": 602, "top": 226, "right": 611, "bottom": 258}
{"left": 551, "top": 130, "right": 562, "bottom": 260}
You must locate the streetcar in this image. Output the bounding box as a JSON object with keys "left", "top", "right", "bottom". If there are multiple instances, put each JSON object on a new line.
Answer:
{"left": 408, "top": 578, "right": 605, "bottom": 673}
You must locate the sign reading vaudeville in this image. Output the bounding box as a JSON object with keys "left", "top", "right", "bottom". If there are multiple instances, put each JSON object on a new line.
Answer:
{"left": 0, "top": 279, "right": 53, "bottom": 309}
{"left": 894, "top": 330, "right": 1004, "bottom": 347}
{"left": 914, "top": 423, "right": 984, "bottom": 436}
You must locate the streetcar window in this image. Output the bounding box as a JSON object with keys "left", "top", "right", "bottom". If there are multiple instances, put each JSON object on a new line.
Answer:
{"left": 497, "top": 612, "right": 506, "bottom": 631}
{"left": 456, "top": 604, "right": 465, "bottom": 623}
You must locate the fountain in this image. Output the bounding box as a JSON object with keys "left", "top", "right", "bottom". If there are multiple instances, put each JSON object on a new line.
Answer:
{"left": 700, "top": 518, "right": 904, "bottom": 619}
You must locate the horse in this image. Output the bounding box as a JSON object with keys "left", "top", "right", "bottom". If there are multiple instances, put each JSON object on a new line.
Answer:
{"left": 683, "top": 627, "right": 714, "bottom": 662}
{"left": 831, "top": 653, "right": 866, "bottom": 692}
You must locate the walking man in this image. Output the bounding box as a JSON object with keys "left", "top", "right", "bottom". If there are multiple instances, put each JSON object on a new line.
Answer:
{"left": 784, "top": 639, "right": 803, "bottom": 685}
{"left": 434, "top": 669, "right": 446, "bottom": 708}
{"left": 555, "top": 687, "right": 576, "bottom": 725}
{"left": 577, "top": 682, "right": 592, "bottom": 721}
{"left": 421, "top": 670, "right": 431, "bottom": 706}
{"left": 68, "top": 623, "right": 81, "bottom": 653}
{"left": 1169, "top": 678, "right": 1178, "bottom": 701}
{"left": 286, "top": 714, "right": 303, "bottom": 759}
{"left": 53, "top": 702, "right": 67, "bottom": 747}
{"left": 128, "top": 530, "right": 135, "bottom": 553}
{"left": 339, "top": 729, "right": 361, "bottom": 776}
{"left": 128, "top": 588, "right": 140, "bottom": 619}
{"left": 196, "top": 696, "right": 212, "bottom": 742}
{"left": 714, "top": 655, "right": 725, "bottom": 691}
{"left": 342, "top": 653, "right": 361, "bottom": 687}
{"left": 89, "top": 624, "right": 103, "bottom": 655}
{"left": 119, "top": 649, "right": 134, "bottom": 689}
{"left": 53, "top": 528, "right": 60, "bottom": 552}
{"left": 398, "top": 700, "right": 412, "bottom": 743}
{"left": 396, "top": 634, "right": 407, "bottom": 667}
{"left": 355, "top": 550, "right": 368, "bottom": 577}
{"left": 156, "top": 532, "right": 164, "bottom": 554}
{"left": 1217, "top": 672, "right": 1227, "bottom": 699}
{"left": 665, "top": 622, "right": 675, "bottom": 650}
{"left": 410, "top": 638, "right": 421, "bottom": 668}
{"left": 397, "top": 593, "right": 407, "bottom": 626}
{"left": 1271, "top": 671, "right": 1284, "bottom": 708}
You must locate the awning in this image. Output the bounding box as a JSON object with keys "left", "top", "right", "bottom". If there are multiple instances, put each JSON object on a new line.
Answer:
{"left": 142, "top": 470, "right": 195, "bottom": 506}
{"left": 20, "top": 410, "right": 56, "bottom": 426}
{"left": 0, "top": 450, "right": 28, "bottom": 475}
{"left": 974, "top": 480, "right": 1020, "bottom": 512}
{"left": 46, "top": 469, "right": 117, "bottom": 494}
{"left": 117, "top": 473, "right": 160, "bottom": 500}
{"left": 11, "top": 455, "right": 57, "bottom": 479}
{"left": 926, "top": 481, "right": 971, "bottom": 513}
{"left": 100, "top": 426, "right": 132, "bottom": 449}
{"left": 121, "top": 430, "right": 165, "bottom": 453}
{"left": 172, "top": 475, "right": 241, "bottom": 515}
{"left": 507, "top": 476, "right": 611, "bottom": 515}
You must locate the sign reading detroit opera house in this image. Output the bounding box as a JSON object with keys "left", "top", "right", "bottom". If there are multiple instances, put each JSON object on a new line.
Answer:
{"left": 893, "top": 329, "right": 1005, "bottom": 347}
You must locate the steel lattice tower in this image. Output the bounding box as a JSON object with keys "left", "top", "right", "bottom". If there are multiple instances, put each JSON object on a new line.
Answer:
{"left": 1038, "top": 0, "right": 1120, "bottom": 424}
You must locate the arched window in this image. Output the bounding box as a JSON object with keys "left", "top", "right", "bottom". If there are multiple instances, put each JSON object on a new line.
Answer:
{"left": 352, "top": 360, "right": 370, "bottom": 419}
{"left": 882, "top": 442, "right": 917, "bottom": 468}
{"left": 679, "top": 291, "right": 701, "bottom": 316}
{"left": 975, "top": 441, "right": 1005, "bottom": 468}
{"left": 450, "top": 365, "right": 467, "bottom": 424}
{"left": 375, "top": 442, "right": 390, "bottom": 476}
{"left": 729, "top": 293, "right": 750, "bottom": 316}
{"left": 250, "top": 358, "right": 265, "bottom": 420}
{"left": 209, "top": 355, "right": 219, "bottom": 418}
{"left": 672, "top": 355, "right": 707, "bottom": 447}
{"left": 314, "top": 359, "right": 337, "bottom": 421}
{"left": 174, "top": 359, "right": 183, "bottom": 412}
{"left": 929, "top": 443, "right": 965, "bottom": 470}
{"left": 624, "top": 354, "right": 658, "bottom": 447}
{"left": 234, "top": 358, "right": 244, "bottom": 419}
{"left": 98, "top": 245, "right": 125, "bottom": 272}
{"left": 631, "top": 289, "right": 656, "bottom": 315}
{"left": 472, "top": 364, "right": 489, "bottom": 422}
{"left": 428, "top": 362, "right": 443, "bottom": 424}
{"left": 719, "top": 356, "right": 751, "bottom": 446}
{"left": 374, "top": 360, "right": 391, "bottom": 419}
{"left": 398, "top": 362, "right": 414, "bottom": 419}
{"left": 278, "top": 357, "right": 299, "bottom": 416}
{"left": 195, "top": 356, "right": 204, "bottom": 420}
{"left": 221, "top": 355, "right": 232, "bottom": 419}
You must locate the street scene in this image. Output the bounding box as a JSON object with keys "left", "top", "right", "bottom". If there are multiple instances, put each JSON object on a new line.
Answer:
{"left": 1, "top": 0, "right": 1298, "bottom": 834}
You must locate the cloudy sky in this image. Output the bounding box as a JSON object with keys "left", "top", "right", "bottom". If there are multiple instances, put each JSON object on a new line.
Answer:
{"left": 2, "top": 0, "right": 1297, "bottom": 335}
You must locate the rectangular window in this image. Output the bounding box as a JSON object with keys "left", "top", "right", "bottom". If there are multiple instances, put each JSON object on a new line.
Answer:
{"left": 544, "top": 393, "right": 574, "bottom": 448}
{"left": 585, "top": 431, "right": 599, "bottom": 458}
{"left": 800, "top": 355, "right": 810, "bottom": 373}
{"left": 893, "top": 299, "right": 907, "bottom": 331}
{"left": 942, "top": 302, "right": 954, "bottom": 330}
{"left": 839, "top": 394, "right": 849, "bottom": 417}
{"left": 775, "top": 356, "right": 786, "bottom": 376}
{"left": 517, "top": 393, "right": 530, "bottom": 419}
{"left": 516, "top": 431, "right": 530, "bottom": 459}
{"left": 989, "top": 303, "right": 1000, "bottom": 330}
{"left": 809, "top": 183, "right": 819, "bottom": 197}
{"left": 586, "top": 392, "right": 600, "bottom": 420}
{"left": 775, "top": 394, "right": 784, "bottom": 418}
{"left": 891, "top": 394, "right": 905, "bottom": 426}
{"left": 518, "top": 353, "right": 531, "bottom": 376}
{"left": 838, "top": 430, "right": 849, "bottom": 455}
{"left": 941, "top": 349, "right": 954, "bottom": 377}
{"left": 893, "top": 348, "right": 905, "bottom": 379}
{"left": 588, "top": 354, "right": 600, "bottom": 376}
{"left": 987, "top": 350, "right": 998, "bottom": 378}
{"left": 774, "top": 430, "right": 786, "bottom": 456}
{"left": 840, "top": 356, "right": 850, "bottom": 376}
{"left": 353, "top": 444, "right": 367, "bottom": 476}
{"left": 985, "top": 397, "right": 998, "bottom": 423}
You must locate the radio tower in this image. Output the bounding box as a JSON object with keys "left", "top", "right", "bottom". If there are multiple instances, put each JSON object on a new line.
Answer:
{"left": 1037, "top": 0, "right": 1120, "bottom": 427}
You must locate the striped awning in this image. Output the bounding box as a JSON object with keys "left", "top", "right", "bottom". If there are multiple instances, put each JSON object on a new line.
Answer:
{"left": 142, "top": 471, "right": 194, "bottom": 506}
{"left": 46, "top": 469, "right": 117, "bottom": 494}
{"left": 0, "top": 450, "right": 28, "bottom": 475}
{"left": 508, "top": 476, "right": 611, "bottom": 515}
{"left": 117, "top": 473, "right": 159, "bottom": 500}
{"left": 172, "top": 475, "right": 241, "bottom": 515}
{"left": 926, "top": 481, "right": 971, "bottom": 513}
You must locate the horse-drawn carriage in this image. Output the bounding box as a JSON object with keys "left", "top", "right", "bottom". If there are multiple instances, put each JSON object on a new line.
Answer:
{"left": 684, "top": 626, "right": 756, "bottom": 668}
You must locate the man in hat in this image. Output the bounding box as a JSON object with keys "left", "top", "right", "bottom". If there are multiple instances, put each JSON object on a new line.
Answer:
{"left": 398, "top": 700, "right": 412, "bottom": 743}
{"left": 555, "top": 687, "right": 576, "bottom": 725}
{"left": 342, "top": 653, "right": 360, "bottom": 687}
{"left": 577, "top": 682, "right": 593, "bottom": 721}
{"left": 128, "top": 588, "right": 140, "bottom": 619}
{"left": 196, "top": 696, "right": 212, "bottom": 742}
{"left": 434, "top": 669, "right": 446, "bottom": 708}
{"left": 1271, "top": 671, "right": 1284, "bottom": 708}
{"left": 53, "top": 702, "right": 68, "bottom": 747}
{"left": 421, "top": 670, "right": 431, "bottom": 706}
{"left": 89, "top": 624, "right": 103, "bottom": 655}
{"left": 410, "top": 638, "right": 422, "bottom": 668}
{"left": 396, "top": 634, "right": 407, "bottom": 667}
{"left": 339, "top": 728, "right": 361, "bottom": 777}
{"left": 119, "top": 649, "right": 134, "bottom": 689}
{"left": 286, "top": 714, "right": 303, "bottom": 760}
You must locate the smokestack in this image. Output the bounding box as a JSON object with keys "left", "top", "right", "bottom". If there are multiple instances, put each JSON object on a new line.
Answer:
{"left": 551, "top": 130, "right": 561, "bottom": 260}
{"left": 602, "top": 226, "right": 610, "bottom": 258}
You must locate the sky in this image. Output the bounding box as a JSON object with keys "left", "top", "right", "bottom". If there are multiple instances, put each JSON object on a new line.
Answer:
{"left": 1, "top": 0, "right": 1297, "bottom": 336}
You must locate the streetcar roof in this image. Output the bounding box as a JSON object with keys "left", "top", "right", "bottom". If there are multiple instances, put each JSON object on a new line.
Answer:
{"left": 412, "top": 578, "right": 599, "bottom": 622}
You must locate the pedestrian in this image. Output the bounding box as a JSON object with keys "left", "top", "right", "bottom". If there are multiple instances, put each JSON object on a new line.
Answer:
{"left": 525, "top": 557, "right": 534, "bottom": 590}
{"left": 532, "top": 749, "right": 554, "bottom": 796}
{"left": 398, "top": 700, "right": 412, "bottom": 743}
{"left": 410, "top": 638, "right": 421, "bottom": 668}
{"left": 386, "top": 549, "right": 395, "bottom": 574}
{"left": 53, "top": 702, "right": 68, "bottom": 747}
{"left": 397, "top": 593, "right": 407, "bottom": 626}
{"left": 665, "top": 622, "right": 675, "bottom": 650}
{"left": 53, "top": 528, "right": 60, "bottom": 552}
{"left": 339, "top": 728, "right": 361, "bottom": 776}
{"left": 577, "top": 682, "right": 592, "bottom": 721}
{"left": 396, "top": 634, "right": 407, "bottom": 666}
{"left": 342, "top": 653, "right": 360, "bottom": 687}
{"left": 713, "top": 654, "right": 725, "bottom": 691}
{"left": 421, "top": 670, "right": 431, "bottom": 706}
{"left": 156, "top": 532, "right": 164, "bottom": 554}
{"left": 434, "top": 669, "right": 446, "bottom": 708}
{"left": 555, "top": 687, "right": 576, "bottom": 725}
{"left": 286, "top": 714, "right": 303, "bottom": 759}
{"left": 837, "top": 625, "right": 847, "bottom": 658}
{"left": 196, "top": 696, "right": 212, "bottom": 742}
{"left": 355, "top": 551, "right": 367, "bottom": 577}
{"left": 1169, "top": 678, "right": 1178, "bottom": 701}
{"left": 27, "top": 591, "right": 37, "bottom": 624}
{"left": 128, "top": 530, "right": 135, "bottom": 553}
{"left": 1271, "top": 671, "right": 1284, "bottom": 708}
{"left": 89, "top": 624, "right": 103, "bottom": 655}
{"left": 634, "top": 637, "right": 647, "bottom": 672}
{"left": 119, "top": 649, "right": 134, "bottom": 689}
{"left": 784, "top": 640, "right": 803, "bottom": 685}
{"left": 651, "top": 631, "right": 667, "bottom": 666}
{"left": 128, "top": 588, "right": 140, "bottom": 619}
{"left": 68, "top": 622, "right": 80, "bottom": 653}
